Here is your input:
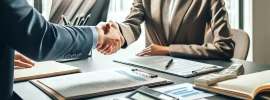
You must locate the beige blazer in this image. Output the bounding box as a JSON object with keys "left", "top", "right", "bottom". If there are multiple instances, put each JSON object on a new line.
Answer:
{"left": 118, "top": 0, "right": 235, "bottom": 60}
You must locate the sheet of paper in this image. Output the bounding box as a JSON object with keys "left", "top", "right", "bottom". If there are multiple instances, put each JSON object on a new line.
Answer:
{"left": 156, "top": 83, "right": 215, "bottom": 100}
{"left": 119, "top": 56, "right": 223, "bottom": 76}
{"left": 39, "top": 68, "right": 168, "bottom": 98}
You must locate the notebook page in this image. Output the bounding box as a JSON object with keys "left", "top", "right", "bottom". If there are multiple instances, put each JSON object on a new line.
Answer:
{"left": 214, "top": 70, "right": 270, "bottom": 97}
{"left": 14, "top": 61, "right": 79, "bottom": 79}
{"left": 39, "top": 68, "right": 167, "bottom": 98}
{"left": 118, "top": 56, "right": 222, "bottom": 76}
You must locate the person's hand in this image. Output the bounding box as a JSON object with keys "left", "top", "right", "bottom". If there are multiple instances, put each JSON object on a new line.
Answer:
{"left": 96, "top": 21, "right": 125, "bottom": 55}
{"left": 95, "top": 24, "right": 122, "bottom": 55}
{"left": 136, "top": 44, "right": 170, "bottom": 56}
{"left": 14, "top": 52, "right": 35, "bottom": 68}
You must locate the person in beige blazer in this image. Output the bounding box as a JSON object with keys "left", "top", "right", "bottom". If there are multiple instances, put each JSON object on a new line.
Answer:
{"left": 98, "top": 0, "right": 235, "bottom": 60}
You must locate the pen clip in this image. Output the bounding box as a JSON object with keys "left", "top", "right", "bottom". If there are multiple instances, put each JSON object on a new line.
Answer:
{"left": 132, "top": 69, "right": 158, "bottom": 78}
{"left": 192, "top": 66, "right": 218, "bottom": 75}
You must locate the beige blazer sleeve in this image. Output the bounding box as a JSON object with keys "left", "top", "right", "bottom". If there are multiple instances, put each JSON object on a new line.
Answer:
{"left": 117, "top": 0, "right": 144, "bottom": 47}
{"left": 169, "top": 0, "right": 235, "bottom": 60}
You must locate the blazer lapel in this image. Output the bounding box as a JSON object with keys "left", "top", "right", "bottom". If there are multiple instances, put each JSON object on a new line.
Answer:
{"left": 168, "top": 0, "right": 193, "bottom": 44}
{"left": 149, "top": 0, "right": 168, "bottom": 46}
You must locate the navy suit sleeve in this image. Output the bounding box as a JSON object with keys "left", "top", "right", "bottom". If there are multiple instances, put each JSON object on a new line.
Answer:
{"left": 0, "top": 0, "right": 94, "bottom": 61}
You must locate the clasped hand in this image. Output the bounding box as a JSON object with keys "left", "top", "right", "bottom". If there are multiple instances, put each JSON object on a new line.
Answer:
{"left": 95, "top": 21, "right": 124, "bottom": 55}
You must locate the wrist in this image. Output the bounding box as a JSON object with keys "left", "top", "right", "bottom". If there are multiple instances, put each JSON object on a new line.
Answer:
{"left": 162, "top": 46, "right": 170, "bottom": 55}
{"left": 95, "top": 26, "right": 104, "bottom": 44}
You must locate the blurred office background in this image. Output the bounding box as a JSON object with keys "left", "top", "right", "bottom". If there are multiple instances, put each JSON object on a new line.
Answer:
{"left": 27, "top": 0, "right": 270, "bottom": 65}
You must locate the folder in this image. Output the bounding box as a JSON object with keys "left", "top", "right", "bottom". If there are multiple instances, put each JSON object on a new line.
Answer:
{"left": 14, "top": 61, "right": 80, "bottom": 82}
{"left": 30, "top": 68, "right": 173, "bottom": 100}
{"left": 114, "top": 56, "right": 224, "bottom": 78}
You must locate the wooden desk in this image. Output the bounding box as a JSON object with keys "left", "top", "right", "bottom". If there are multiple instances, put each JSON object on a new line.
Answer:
{"left": 13, "top": 50, "right": 270, "bottom": 100}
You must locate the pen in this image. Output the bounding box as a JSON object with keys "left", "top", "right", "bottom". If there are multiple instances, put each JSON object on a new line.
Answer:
{"left": 165, "top": 59, "right": 173, "bottom": 70}
{"left": 192, "top": 66, "right": 218, "bottom": 75}
{"left": 67, "top": 20, "right": 72, "bottom": 26}
{"left": 73, "top": 14, "right": 79, "bottom": 26}
{"left": 82, "top": 14, "right": 91, "bottom": 25}
{"left": 78, "top": 18, "right": 85, "bottom": 26}
{"left": 77, "top": 13, "right": 85, "bottom": 26}
{"left": 62, "top": 15, "right": 69, "bottom": 26}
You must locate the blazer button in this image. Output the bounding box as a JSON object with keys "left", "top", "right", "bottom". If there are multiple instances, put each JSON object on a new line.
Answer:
{"left": 71, "top": 54, "right": 76, "bottom": 58}
{"left": 65, "top": 54, "right": 71, "bottom": 59}
{"left": 76, "top": 53, "right": 82, "bottom": 58}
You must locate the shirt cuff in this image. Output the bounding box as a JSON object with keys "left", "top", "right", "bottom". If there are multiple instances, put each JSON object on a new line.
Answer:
{"left": 90, "top": 27, "right": 98, "bottom": 49}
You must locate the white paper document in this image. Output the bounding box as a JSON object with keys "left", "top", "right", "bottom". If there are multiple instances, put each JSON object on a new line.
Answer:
{"left": 115, "top": 56, "right": 223, "bottom": 77}
{"left": 156, "top": 83, "right": 215, "bottom": 100}
{"left": 39, "top": 68, "right": 169, "bottom": 98}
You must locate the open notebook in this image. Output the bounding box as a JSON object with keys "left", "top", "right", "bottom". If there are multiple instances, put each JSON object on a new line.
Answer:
{"left": 14, "top": 61, "right": 80, "bottom": 82}
{"left": 114, "top": 56, "right": 224, "bottom": 78}
{"left": 30, "top": 68, "right": 172, "bottom": 100}
{"left": 194, "top": 70, "right": 270, "bottom": 100}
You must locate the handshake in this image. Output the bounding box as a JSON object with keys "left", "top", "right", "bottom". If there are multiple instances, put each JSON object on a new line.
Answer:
{"left": 95, "top": 21, "right": 124, "bottom": 55}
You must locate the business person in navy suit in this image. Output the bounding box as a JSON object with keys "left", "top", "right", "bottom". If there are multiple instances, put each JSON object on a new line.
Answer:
{"left": 0, "top": 0, "right": 124, "bottom": 99}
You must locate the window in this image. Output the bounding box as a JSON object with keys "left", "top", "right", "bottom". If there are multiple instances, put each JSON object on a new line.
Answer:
{"left": 26, "top": 0, "right": 51, "bottom": 21}
{"left": 26, "top": 0, "right": 34, "bottom": 6}
{"left": 108, "top": 0, "right": 145, "bottom": 53}
{"left": 107, "top": 0, "right": 133, "bottom": 22}
{"left": 224, "top": 0, "right": 240, "bottom": 29}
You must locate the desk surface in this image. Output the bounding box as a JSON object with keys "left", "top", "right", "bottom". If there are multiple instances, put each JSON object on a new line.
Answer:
{"left": 13, "top": 50, "right": 270, "bottom": 100}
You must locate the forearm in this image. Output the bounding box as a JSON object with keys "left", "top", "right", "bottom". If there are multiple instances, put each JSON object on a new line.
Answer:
{"left": 12, "top": 24, "right": 94, "bottom": 61}
{"left": 168, "top": 42, "right": 234, "bottom": 60}
{"left": 117, "top": 0, "right": 145, "bottom": 48}
{"left": 1, "top": 0, "right": 95, "bottom": 61}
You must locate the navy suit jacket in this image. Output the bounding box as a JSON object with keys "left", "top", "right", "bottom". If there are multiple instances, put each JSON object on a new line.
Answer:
{"left": 0, "top": 0, "right": 95, "bottom": 99}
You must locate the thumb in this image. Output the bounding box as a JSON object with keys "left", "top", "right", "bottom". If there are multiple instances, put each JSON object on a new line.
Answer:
{"left": 105, "top": 23, "right": 112, "bottom": 34}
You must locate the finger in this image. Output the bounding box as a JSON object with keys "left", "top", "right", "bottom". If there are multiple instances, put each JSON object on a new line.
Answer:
{"left": 14, "top": 60, "right": 33, "bottom": 68}
{"left": 117, "top": 41, "right": 121, "bottom": 51}
{"left": 112, "top": 42, "right": 120, "bottom": 53}
{"left": 97, "top": 46, "right": 109, "bottom": 54}
{"left": 114, "top": 38, "right": 120, "bottom": 43}
{"left": 137, "top": 50, "right": 152, "bottom": 56}
{"left": 97, "top": 44, "right": 109, "bottom": 52}
{"left": 141, "top": 47, "right": 152, "bottom": 53}
{"left": 96, "top": 44, "right": 102, "bottom": 49}
{"left": 17, "top": 54, "right": 35, "bottom": 66}
{"left": 146, "top": 45, "right": 153, "bottom": 49}
{"left": 103, "top": 46, "right": 113, "bottom": 54}
{"left": 136, "top": 48, "right": 151, "bottom": 56}
{"left": 106, "top": 47, "right": 115, "bottom": 55}
{"left": 105, "top": 23, "right": 112, "bottom": 33}
{"left": 109, "top": 20, "right": 119, "bottom": 29}
{"left": 105, "top": 48, "right": 114, "bottom": 55}
{"left": 111, "top": 43, "right": 119, "bottom": 54}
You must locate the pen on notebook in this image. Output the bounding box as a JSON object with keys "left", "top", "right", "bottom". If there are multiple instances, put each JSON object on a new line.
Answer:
{"left": 165, "top": 59, "right": 173, "bottom": 70}
{"left": 82, "top": 14, "right": 91, "bottom": 25}
{"left": 62, "top": 15, "right": 68, "bottom": 26}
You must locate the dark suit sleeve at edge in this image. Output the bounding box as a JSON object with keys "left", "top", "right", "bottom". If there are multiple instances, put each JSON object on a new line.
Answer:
{"left": 0, "top": 0, "right": 93, "bottom": 61}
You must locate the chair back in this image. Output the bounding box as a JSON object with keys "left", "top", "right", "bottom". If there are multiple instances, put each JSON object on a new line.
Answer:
{"left": 205, "top": 29, "right": 250, "bottom": 60}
